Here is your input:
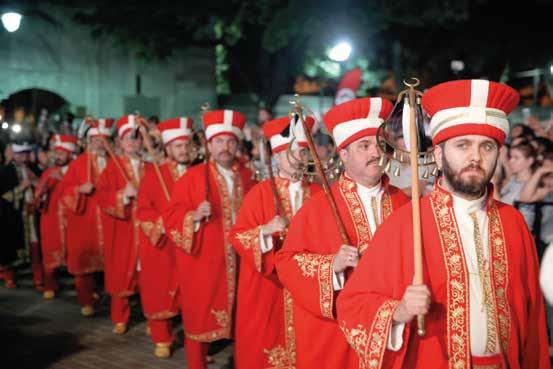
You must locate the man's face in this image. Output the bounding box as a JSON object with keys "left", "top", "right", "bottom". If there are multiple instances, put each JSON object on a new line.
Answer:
{"left": 88, "top": 136, "right": 106, "bottom": 155}
{"left": 435, "top": 135, "right": 499, "bottom": 198}
{"left": 54, "top": 149, "right": 71, "bottom": 167}
{"left": 339, "top": 136, "right": 383, "bottom": 185}
{"left": 120, "top": 133, "right": 143, "bottom": 157}
{"left": 275, "top": 146, "right": 308, "bottom": 179}
{"left": 166, "top": 139, "right": 190, "bottom": 165}
{"left": 207, "top": 134, "right": 238, "bottom": 167}
{"left": 13, "top": 151, "right": 29, "bottom": 165}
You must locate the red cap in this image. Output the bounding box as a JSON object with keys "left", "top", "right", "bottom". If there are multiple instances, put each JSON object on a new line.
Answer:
{"left": 51, "top": 134, "right": 78, "bottom": 153}
{"left": 115, "top": 115, "right": 139, "bottom": 138}
{"left": 324, "top": 97, "right": 393, "bottom": 150}
{"left": 262, "top": 116, "right": 314, "bottom": 153}
{"left": 422, "top": 79, "right": 519, "bottom": 145}
{"left": 88, "top": 118, "right": 113, "bottom": 137}
{"left": 203, "top": 110, "right": 246, "bottom": 140}
{"left": 158, "top": 117, "right": 193, "bottom": 145}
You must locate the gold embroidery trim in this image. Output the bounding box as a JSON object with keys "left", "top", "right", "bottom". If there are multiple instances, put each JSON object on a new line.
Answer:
{"left": 234, "top": 226, "right": 263, "bottom": 273}
{"left": 430, "top": 190, "right": 470, "bottom": 369}
{"left": 339, "top": 176, "right": 371, "bottom": 254}
{"left": 340, "top": 299, "right": 399, "bottom": 369}
{"left": 140, "top": 217, "right": 164, "bottom": 245}
{"left": 292, "top": 253, "right": 334, "bottom": 318}
{"left": 211, "top": 309, "right": 230, "bottom": 328}
{"left": 212, "top": 161, "right": 242, "bottom": 339}
{"left": 264, "top": 289, "right": 296, "bottom": 369}
{"left": 171, "top": 211, "right": 195, "bottom": 253}
{"left": 487, "top": 203, "right": 510, "bottom": 352}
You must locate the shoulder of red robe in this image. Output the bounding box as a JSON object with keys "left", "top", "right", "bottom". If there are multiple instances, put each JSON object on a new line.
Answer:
{"left": 262, "top": 115, "right": 315, "bottom": 153}
{"left": 421, "top": 79, "right": 520, "bottom": 145}
{"left": 202, "top": 109, "right": 246, "bottom": 141}
{"left": 51, "top": 134, "right": 78, "bottom": 153}
{"left": 323, "top": 97, "right": 393, "bottom": 150}
{"left": 158, "top": 117, "right": 193, "bottom": 146}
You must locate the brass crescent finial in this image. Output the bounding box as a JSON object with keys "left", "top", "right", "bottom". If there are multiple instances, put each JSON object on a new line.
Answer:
{"left": 403, "top": 77, "right": 420, "bottom": 88}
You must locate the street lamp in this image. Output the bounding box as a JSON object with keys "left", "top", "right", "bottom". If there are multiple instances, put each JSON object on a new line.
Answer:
{"left": 1, "top": 12, "right": 22, "bottom": 33}
{"left": 328, "top": 41, "right": 352, "bottom": 62}
{"left": 11, "top": 123, "right": 21, "bottom": 133}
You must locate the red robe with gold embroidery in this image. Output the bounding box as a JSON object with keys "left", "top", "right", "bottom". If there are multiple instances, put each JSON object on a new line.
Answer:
{"left": 97, "top": 156, "right": 147, "bottom": 297}
{"left": 60, "top": 152, "right": 108, "bottom": 275}
{"left": 35, "top": 167, "right": 68, "bottom": 271}
{"left": 230, "top": 178, "right": 321, "bottom": 369}
{"left": 275, "top": 175, "right": 409, "bottom": 369}
{"left": 136, "top": 161, "right": 183, "bottom": 319}
{"left": 163, "top": 161, "right": 255, "bottom": 342}
{"left": 336, "top": 184, "right": 551, "bottom": 369}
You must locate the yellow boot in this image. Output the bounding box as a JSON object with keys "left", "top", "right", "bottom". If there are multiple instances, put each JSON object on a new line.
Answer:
{"left": 154, "top": 343, "right": 171, "bottom": 359}
{"left": 112, "top": 323, "right": 127, "bottom": 335}
{"left": 43, "top": 290, "right": 55, "bottom": 300}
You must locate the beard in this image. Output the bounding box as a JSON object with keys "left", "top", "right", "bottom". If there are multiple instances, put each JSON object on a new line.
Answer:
{"left": 442, "top": 154, "right": 495, "bottom": 197}
{"left": 55, "top": 158, "right": 69, "bottom": 167}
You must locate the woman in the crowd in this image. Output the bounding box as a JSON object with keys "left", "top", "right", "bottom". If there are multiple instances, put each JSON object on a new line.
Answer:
{"left": 501, "top": 141, "right": 538, "bottom": 205}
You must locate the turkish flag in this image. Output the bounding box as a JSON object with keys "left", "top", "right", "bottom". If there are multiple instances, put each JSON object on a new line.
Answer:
{"left": 334, "top": 68, "right": 362, "bottom": 105}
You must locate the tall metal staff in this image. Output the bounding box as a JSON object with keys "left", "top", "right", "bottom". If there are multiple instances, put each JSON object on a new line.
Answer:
{"left": 290, "top": 96, "right": 351, "bottom": 245}
{"left": 376, "top": 78, "right": 438, "bottom": 336}
{"left": 200, "top": 103, "right": 211, "bottom": 223}
{"left": 135, "top": 116, "right": 170, "bottom": 201}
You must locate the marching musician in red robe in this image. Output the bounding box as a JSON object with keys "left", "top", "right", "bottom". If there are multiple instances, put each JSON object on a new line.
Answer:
{"left": 275, "top": 97, "right": 410, "bottom": 369}
{"left": 163, "top": 109, "right": 255, "bottom": 369}
{"left": 230, "top": 115, "right": 321, "bottom": 369}
{"left": 337, "top": 80, "right": 551, "bottom": 369}
{"left": 60, "top": 119, "right": 113, "bottom": 316}
{"left": 35, "top": 135, "right": 77, "bottom": 299}
{"left": 97, "top": 115, "right": 148, "bottom": 334}
{"left": 136, "top": 117, "right": 193, "bottom": 358}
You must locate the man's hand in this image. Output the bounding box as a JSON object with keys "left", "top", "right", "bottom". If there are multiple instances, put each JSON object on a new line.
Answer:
{"left": 79, "top": 182, "right": 95, "bottom": 194}
{"left": 332, "top": 245, "right": 359, "bottom": 273}
{"left": 19, "top": 179, "right": 31, "bottom": 191}
{"left": 123, "top": 182, "right": 137, "bottom": 199}
{"left": 261, "top": 215, "right": 288, "bottom": 236}
{"left": 392, "top": 284, "right": 431, "bottom": 324}
{"left": 193, "top": 201, "right": 211, "bottom": 221}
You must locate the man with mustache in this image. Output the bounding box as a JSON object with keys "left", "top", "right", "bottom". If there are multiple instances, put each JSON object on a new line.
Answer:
{"left": 163, "top": 110, "right": 255, "bottom": 369}
{"left": 34, "top": 135, "right": 77, "bottom": 299}
{"left": 136, "top": 117, "right": 193, "bottom": 358}
{"left": 337, "top": 80, "right": 550, "bottom": 369}
{"left": 275, "top": 97, "right": 409, "bottom": 369}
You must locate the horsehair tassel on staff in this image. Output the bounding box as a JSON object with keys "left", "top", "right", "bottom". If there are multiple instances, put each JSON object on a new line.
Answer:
{"left": 201, "top": 102, "right": 211, "bottom": 222}
{"left": 98, "top": 134, "right": 136, "bottom": 187}
{"left": 406, "top": 79, "right": 425, "bottom": 337}
{"left": 294, "top": 105, "right": 351, "bottom": 245}
{"left": 136, "top": 118, "right": 170, "bottom": 201}
{"left": 262, "top": 137, "right": 286, "bottom": 243}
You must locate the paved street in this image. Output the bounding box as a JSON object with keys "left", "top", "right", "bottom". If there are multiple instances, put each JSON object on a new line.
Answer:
{"left": 0, "top": 269, "right": 232, "bottom": 369}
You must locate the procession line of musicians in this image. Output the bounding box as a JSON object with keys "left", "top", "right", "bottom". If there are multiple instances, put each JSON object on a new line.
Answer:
{"left": 0, "top": 79, "right": 549, "bottom": 369}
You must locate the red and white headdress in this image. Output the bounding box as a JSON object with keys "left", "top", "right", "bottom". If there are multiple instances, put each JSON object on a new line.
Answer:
{"left": 158, "top": 117, "right": 193, "bottom": 145}
{"left": 422, "top": 79, "right": 519, "bottom": 145}
{"left": 51, "top": 134, "right": 78, "bottom": 153}
{"left": 88, "top": 118, "right": 113, "bottom": 137}
{"left": 202, "top": 110, "right": 246, "bottom": 141}
{"left": 262, "top": 116, "right": 314, "bottom": 153}
{"left": 324, "top": 97, "right": 393, "bottom": 150}
{"left": 115, "top": 114, "right": 139, "bottom": 138}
